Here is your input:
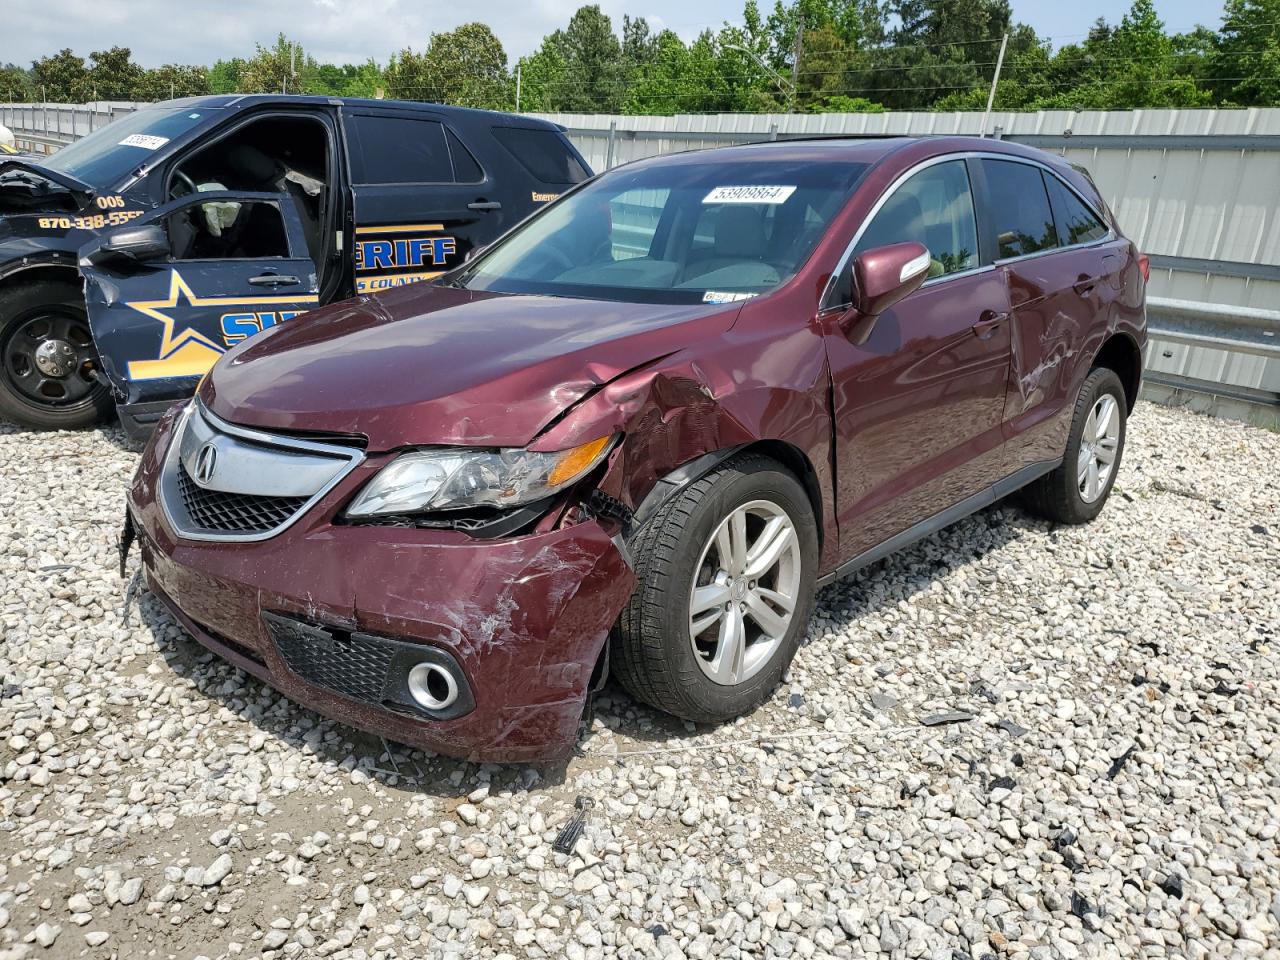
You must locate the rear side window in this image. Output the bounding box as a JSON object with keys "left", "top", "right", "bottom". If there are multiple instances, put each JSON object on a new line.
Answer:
{"left": 446, "top": 128, "right": 484, "bottom": 183}
{"left": 854, "top": 159, "right": 979, "bottom": 278}
{"left": 1045, "top": 174, "right": 1108, "bottom": 246}
{"left": 349, "top": 114, "right": 452, "bottom": 184}
{"left": 491, "top": 127, "right": 589, "bottom": 185}
{"left": 980, "top": 159, "right": 1058, "bottom": 259}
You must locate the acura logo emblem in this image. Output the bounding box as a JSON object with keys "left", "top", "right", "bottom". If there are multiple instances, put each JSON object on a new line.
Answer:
{"left": 194, "top": 442, "right": 218, "bottom": 486}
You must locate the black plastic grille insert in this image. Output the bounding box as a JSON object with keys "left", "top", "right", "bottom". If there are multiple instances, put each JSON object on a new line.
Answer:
{"left": 270, "top": 615, "right": 395, "bottom": 705}
{"left": 176, "top": 460, "right": 308, "bottom": 534}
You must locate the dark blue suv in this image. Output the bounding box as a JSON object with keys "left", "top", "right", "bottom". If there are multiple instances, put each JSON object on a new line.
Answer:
{"left": 0, "top": 95, "right": 590, "bottom": 437}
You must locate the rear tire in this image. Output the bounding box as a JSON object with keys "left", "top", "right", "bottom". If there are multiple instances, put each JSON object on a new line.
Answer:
{"left": 1022, "top": 367, "right": 1127, "bottom": 524}
{"left": 0, "top": 280, "right": 114, "bottom": 430}
{"left": 614, "top": 454, "right": 819, "bottom": 723}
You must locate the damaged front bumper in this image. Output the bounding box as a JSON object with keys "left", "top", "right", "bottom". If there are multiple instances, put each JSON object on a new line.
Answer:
{"left": 126, "top": 407, "right": 636, "bottom": 763}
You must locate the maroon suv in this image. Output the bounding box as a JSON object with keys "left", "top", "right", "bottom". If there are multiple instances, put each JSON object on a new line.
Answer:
{"left": 125, "top": 136, "right": 1147, "bottom": 762}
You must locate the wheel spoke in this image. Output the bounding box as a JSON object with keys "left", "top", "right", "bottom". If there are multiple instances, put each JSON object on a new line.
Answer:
{"left": 690, "top": 581, "right": 731, "bottom": 618}
{"left": 714, "top": 521, "right": 734, "bottom": 574}
{"left": 743, "top": 517, "right": 795, "bottom": 580}
{"left": 728, "top": 509, "right": 749, "bottom": 575}
{"left": 744, "top": 592, "right": 789, "bottom": 639}
{"left": 690, "top": 607, "right": 724, "bottom": 637}
{"left": 707, "top": 607, "right": 746, "bottom": 684}
{"left": 1085, "top": 459, "right": 1100, "bottom": 500}
{"left": 1095, "top": 441, "right": 1117, "bottom": 466}
{"left": 1082, "top": 407, "right": 1099, "bottom": 444}
{"left": 1095, "top": 397, "right": 1115, "bottom": 438}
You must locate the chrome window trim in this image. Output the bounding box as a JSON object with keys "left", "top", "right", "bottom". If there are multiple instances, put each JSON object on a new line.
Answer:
{"left": 820, "top": 150, "right": 1115, "bottom": 313}
{"left": 159, "top": 400, "right": 365, "bottom": 543}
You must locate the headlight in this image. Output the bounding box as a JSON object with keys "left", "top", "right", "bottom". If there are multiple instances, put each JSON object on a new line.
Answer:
{"left": 345, "top": 435, "right": 616, "bottom": 518}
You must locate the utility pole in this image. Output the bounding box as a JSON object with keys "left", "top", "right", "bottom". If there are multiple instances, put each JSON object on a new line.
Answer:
{"left": 980, "top": 33, "right": 1009, "bottom": 138}
{"left": 790, "top": 20, "right": 803, "bottom": 113}
{"left": 290, "top": 42, "right": 297, "bottom": 94}
{"left": 515, "top": 63, "right": 522, "bottom": 112}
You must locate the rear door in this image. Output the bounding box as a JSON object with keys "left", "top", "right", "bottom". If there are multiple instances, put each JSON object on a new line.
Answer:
{"left": 80, "top": 191, "right": 319, "bottom": 407}
{"left": 342, "top": 108, "right": 498, "bottom": 294}
{"left": 974, "top": 158, "right": 1123, "bottom": 469}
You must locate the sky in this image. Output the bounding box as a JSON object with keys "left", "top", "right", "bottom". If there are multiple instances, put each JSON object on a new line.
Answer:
{"left": 6, "top": 0, "right": 1225, "bottom": 70}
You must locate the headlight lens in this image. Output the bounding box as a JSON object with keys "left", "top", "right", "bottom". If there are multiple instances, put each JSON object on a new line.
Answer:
{"left": 345, "top": 435, "right": 615, "bottom": 518}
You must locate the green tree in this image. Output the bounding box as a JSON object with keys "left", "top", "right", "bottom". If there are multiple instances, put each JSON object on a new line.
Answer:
{"left": 86, "top": 46, "right": 143, "bottom": 100}
{"left": 238, "top": 34, "right": 318, "bottom": 94}
{"left": 31, "top": 49, "right": 89, "bottom": 101}
{"left": 555, "top": 6, "right": 629, "bottom": 111}
{"left": 208, "top": 58, "right": 245, "bottom": 94}
{"left": 135, "top": 64, "right": 210, "bottom": 101}
{"left": 1211, "top": 0, "right": 1280, "bottom": 104}
{"left": 0, "top": 63, "right": 35, "bottom": 102}
{"left": 387, "top": 24, "right": 509, "bottom": 108}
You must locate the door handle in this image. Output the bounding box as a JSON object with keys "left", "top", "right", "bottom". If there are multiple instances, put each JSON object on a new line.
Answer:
{"left": 248, "top": 274, "right": 300, "bottom": 287}
{"left": 1073, "top": 276, "right": 1099, "bottom": 294}
{"left": 971, "top": 310, "right": 1009, "bottom": 340}
{"left": 467, "top": 200, "right": 502, "bottom": 211}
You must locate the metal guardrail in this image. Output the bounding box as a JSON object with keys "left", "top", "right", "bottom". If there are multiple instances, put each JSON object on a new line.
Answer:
{"left": 1146, "top": 297, "right": 1280, "bottom": 361}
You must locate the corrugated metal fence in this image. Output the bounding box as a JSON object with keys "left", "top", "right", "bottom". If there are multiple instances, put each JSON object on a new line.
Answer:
{"left": 5, "top": 102, "right": 1278, "bottom": 424}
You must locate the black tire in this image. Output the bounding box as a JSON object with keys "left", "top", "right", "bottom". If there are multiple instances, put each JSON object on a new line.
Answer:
{"left": 1022, "top": 367, "right": 1127, "bottom": 525}
{"left": 0, "top": 279, "right": 114, "bottom": 430}
{"left": 614, "top": 454, "right": 819, "bottom": 723}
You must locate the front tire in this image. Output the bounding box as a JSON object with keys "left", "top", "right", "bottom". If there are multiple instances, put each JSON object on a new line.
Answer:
{"left": 614, "top": 454, "right": 819, "bottom": 723}
{"left": 0, "top": 280, "right": 114, "bottom": 430}
{"left": 1022, "top": 366, "right": 1127, "bottom": 524}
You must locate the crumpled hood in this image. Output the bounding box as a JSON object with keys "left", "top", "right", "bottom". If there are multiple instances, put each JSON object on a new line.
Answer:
{"left": 204, "top": 283, "right": 739, "bottom": 451}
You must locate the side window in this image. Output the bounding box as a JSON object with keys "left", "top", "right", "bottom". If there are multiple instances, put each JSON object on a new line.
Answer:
{"left": 445, "top": 127, "right": 484, "bottom": 183}
{"left": 609, "top": 188, "right": 670, "bottom": 260}
{"left": 1045, "top": 174, "right": 1108, "bottom": 246}
{"left": 168, "top": 200, "right": 290, "bottom": 260}
{"left": 349, "top": 115, "right": 452, "bottom": 184}
{"left": 980, "top": 159, "right": 1059, "bottom": 259}
{"left": 854, "top": 159, "right": 979, "bottom": 279}
{"left": 491, "top": 127, "right": 590, "bottom": 185}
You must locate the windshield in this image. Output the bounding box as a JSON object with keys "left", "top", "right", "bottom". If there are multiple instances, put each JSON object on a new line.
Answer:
{"left": 457, "top": 157, "right": 869, "bottom": 305}
{"left": 39, "top": 107, "right": 212, "bottom": 187}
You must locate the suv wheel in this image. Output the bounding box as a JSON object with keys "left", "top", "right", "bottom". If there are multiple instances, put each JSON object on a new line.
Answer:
{"left": 1022, "top": 366, "right": 1127, "bottom": 524}
{"left": 614, "top": 454, "right": 819, "bottom": 723}
{"left": 0, "top": 280, "right": 114, "bottom": 430}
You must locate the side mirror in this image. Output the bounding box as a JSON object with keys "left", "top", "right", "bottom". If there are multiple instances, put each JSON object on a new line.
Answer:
{"left": 851, "top": 241, "right": 932, "bottom": 317}
{"left": 81, "top": 224, "right": 171, "bottom": 266}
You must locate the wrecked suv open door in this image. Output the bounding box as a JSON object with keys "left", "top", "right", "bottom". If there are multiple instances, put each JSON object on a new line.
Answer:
{"left": 79, "top": 191, "right": 320, "bottom": 420}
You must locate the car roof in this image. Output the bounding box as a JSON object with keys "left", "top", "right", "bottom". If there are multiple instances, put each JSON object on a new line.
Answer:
{"left": 616, "top": 134, "right": 1067, "bottom": 175}
{"left": 151, "top": 94, "right": 565, "bottom": 131}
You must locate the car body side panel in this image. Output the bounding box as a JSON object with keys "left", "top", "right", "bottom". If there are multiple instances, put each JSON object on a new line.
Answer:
{"left": 534, "top": 303, "right": 841, "bottom": 574}
{"left": 823, "top": 271, "right": 1013, "bottom": 560}
{"left": 1000, "top": 239, "right": 1134, "bottom": 466}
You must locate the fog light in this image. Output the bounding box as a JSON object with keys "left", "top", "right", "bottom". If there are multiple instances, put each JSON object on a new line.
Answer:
{"left": 407, "top": 661, "right": 459, "bottom": 711}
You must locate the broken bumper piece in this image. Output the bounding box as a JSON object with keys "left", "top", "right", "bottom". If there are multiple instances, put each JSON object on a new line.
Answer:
{"left": 127, "top": 409, "right": 635, "bottom": 763}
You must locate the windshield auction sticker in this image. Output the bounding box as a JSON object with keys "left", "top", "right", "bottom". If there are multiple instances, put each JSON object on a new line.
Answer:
{"left": 118, "top": 134, "right": 169, "bottom": 150}
{"left": 703, "top": 185, "right": 797, "bottom": 204}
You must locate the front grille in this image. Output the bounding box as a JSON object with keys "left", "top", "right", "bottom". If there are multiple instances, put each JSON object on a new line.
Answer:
{"left": 176, "top": 460, "right": 309, "bottom": 534}
{"left": 270, "top": 615, "right": 395, "bottom": 705}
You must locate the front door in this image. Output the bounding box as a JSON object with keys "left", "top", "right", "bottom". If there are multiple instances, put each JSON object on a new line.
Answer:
{"left": 824, "top": 158, "right": 1013, "bottom": 559}
{"left": 342, "top": 108, "right": 502, "bottom": 294}
{"left": 81, "top": 191, "right": 319, "bottom": 408}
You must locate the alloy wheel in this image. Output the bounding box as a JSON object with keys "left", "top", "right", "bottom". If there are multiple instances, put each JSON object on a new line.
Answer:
{"left": 1077, "top": 393, "right": 1120, "bottom": 503}
{"left": 688, "top": 499, "right": 802, "bottom": 686}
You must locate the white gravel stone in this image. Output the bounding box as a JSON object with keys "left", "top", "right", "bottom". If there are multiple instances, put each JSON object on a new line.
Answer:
{"left": 0, "top": 405, "right": 1277, "bottom": 959}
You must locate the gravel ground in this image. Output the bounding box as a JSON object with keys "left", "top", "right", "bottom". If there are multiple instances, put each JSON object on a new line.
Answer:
{"left": 0, "top": 401, "right": 1277, "bottom": 960}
